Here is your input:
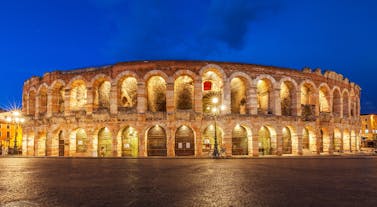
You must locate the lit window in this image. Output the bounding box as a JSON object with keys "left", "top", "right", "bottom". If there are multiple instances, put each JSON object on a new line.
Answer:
{"left": 365, "top": 129, "right": 369, "bottom": 134}
{"left": 6, "top": 131, "right": 10, "bottom": 138}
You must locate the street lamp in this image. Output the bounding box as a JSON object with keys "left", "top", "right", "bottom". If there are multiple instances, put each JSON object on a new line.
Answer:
{"left": 209, "top": 97, "right": 225, "bottom": 158}
{"left": 5, "top": 111, "right": 25, "bottom": 155}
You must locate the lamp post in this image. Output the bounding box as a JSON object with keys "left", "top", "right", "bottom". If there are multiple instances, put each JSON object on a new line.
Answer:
{"left": 210, "top": 97, "right": 225, "bottom": 158}
{"left": 5, "top": 111, "right": 25, "bottom": 155}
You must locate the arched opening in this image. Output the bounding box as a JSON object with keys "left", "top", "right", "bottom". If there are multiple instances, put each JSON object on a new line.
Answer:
{"left": 319, "top": 129, "right": 324, "bottom": 153}
{"left": 343, "top": 130, "right": 350, "bottom": 152}
{"left": 258, "top": 126, "right": 273, "bottom": 155}
{"left": 70, "top": 80, "right": 87, "bottom": 111}
{"left": 29, "top": 90, "right": 36, "bottom": 115}
{"left": 37, "top": 133, "right": 46, "bottom": 156}
{"left": 174, "top": 76, "right": 194, "bottom": 110}
{"left": 232, "top": 125, "right": 248, "bottom": 155}
{"left": 147, "top": 125, "right": 167, "bottom": 156}
{"left": 121, "top": 126, "right": 138, "bottom": 157}
{"left": 320, "top": 128, "right": 330, "bottom": 153}
{"left": 202, "top": 70, "right": 223, "bottom": 114}
{"left": 175, "top": 125, "right": 195, "bottom": 156}
{"left": 51, "top": 83, "right": 65, "bottom": 114}
{"left": 334, "top": 128, "right": 342, "bottom": 152}
{"left": 351, "top": 130, "right": 356, "bottom": 151}
{"left": 332, "top": 89, "right": 341, "bottom": 116}
{"left": 98, "top": 127, "right": 112, "bottom": 157}
{"left": 282, "top": 127, "right": 292, "bottom": 154}
{"left": 93, "top": 79, "right": 111, "bottom": 110}
{"left": 301, "top": 82, "right": 316, "bottom": 120}
{"left": 72, "top": 128, "right": 88, "bottom": 154}
{"left": 302, "top": 128, "right": 310, "bottom": 150}
{"left": 58, "top": 131, "right": 64, "bottom": 156}
{"left": 118, "top": 77, "right": 137, "bottom": 110}
{"left": 231, "top": 78, "right": 247, "bottom": 114}
{"left": 281, "top": 81, "right": 295, "bottom": 116}
{"left": 202, "top": 124, "right": 223, "bottom": 154}
{"left": 257, "top": 79, "right": 273, "bottom": 115}
{"left": 147, "top": 76, "right": 166, "bottom": 112}
{"left": 38, "top": 86, "right": 48, "bottom": 115}
{"left": 319, "top": 86, "right": 330, "bottom": 113}
{"left": 342, "top": 91, "right": 349, "bottom": 117}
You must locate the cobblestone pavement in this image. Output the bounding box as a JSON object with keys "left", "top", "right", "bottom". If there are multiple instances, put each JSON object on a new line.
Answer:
{"left": 0, "top": 157, "right": 376, "bottom": 207}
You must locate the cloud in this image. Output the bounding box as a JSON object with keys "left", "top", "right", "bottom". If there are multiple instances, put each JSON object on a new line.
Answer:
{"left": 91, "top": 0, "right": 281, "bottom": 61}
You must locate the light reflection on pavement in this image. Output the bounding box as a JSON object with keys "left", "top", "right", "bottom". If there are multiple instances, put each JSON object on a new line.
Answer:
{"left": 0, "top": 157, "right": 376, "bottom": 207}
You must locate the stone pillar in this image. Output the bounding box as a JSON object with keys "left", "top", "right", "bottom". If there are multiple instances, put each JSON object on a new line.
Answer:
{"left": 273, "top": 89, "right": 281, "bottom": 116}
{"left": 166, "top": 82, "right": 174, "bottom": 114}
{"left": 194, "top": 125, "right": 202, "bottom": 156}
{"left": 64, "top": 89, "right": 71, "bottom": 116}
{"left": 194, "top": 78, "right": 202, "bottom": 114}
{"left": 137, "top": 82, "right": 147, "bottom": 113}
{"left": 167, "top": 125, "right": 175, "bottom": 157}
{"left": 35, "top": 94, "right": 40, "bottom": 119}
{"left": 249, "top": 86, "right": 258, "bottom": 115}
{"left": 314, "top": 93, "right": 320, "bottom": 116}
{"left": 296, "top": 91, "right": 302, "bottom": 116}
{"left": 46, "top": 90, "right": 53, "bottom": 117}
{"left": 251, "top": 126, "right": 259, "bottom": 157}
{"left": 340, "top": 97, "right": 344, "bottom": 118}
{"left": 222, "top": 121, "right": 232, "bottom": 156}
{"left": 315, "top": 127, "right": 321, "bottom": 154}
{"left": 110, "top": 83, "right": 118, "bottom": 115}
{"left": 276, "top": 126, "right": 283, "bottom": 156}
{"left": 138, "top": 127, "right": 146, "bottom": 157}
{"left": 328, "top": 128, "right": 334, "bottom": 155}
{"left": 223, "top": 78, "right": 231, "bottom": 114}
{"left": 86, "top": 87, "right": 93, "bottom": 115}
{"left": 296, "top": 125, "right": 303, "bottom": 155}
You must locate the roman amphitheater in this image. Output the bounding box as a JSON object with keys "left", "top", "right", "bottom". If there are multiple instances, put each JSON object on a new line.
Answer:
{"left": 21, "top": 61, "right": 361, "bottom": 157}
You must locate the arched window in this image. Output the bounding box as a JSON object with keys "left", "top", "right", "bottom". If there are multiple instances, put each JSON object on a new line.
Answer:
{"left": 319, "top": 86, "right": 330, "bottom": 113}
{"left": 70, "top": 80, "right": 87, "bottom": 111}
{"left": 175, "top": 76, "right": 194, "bottom": 110}
{"left": 332, "top": 89, "right": 341, "bottom": 116}
{"left": 281, "top": 81, "right": 296, "bottom": 116}
{"left": 52, "top": 82, "right": 65, "bottom": 113}
{"left": 202, "top": 70, "right": 223, "bottom": 114}
{"left": 38, "top": 86, "right": 48, "bottom": 115}
{"left": 147, "top": 76, "right": 166, "bottom": 112}
{"left": 257, "top": 79, "right": 273, "bottom": 114}
{"left": 231, "top": 78, "right": 247, "bottom": 114}
{"left": 29, "top": 90, "right": 36, "bottom": 115}
{"left": 93, "top": 79, "right": 111, "bottom": 110}
{"left": 119, "top": 77, "right": 137, "bottom": 109}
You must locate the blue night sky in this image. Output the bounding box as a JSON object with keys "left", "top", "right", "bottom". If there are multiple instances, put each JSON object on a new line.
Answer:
{"left": 0, "top": 0, "right": 376, "bottom": 113}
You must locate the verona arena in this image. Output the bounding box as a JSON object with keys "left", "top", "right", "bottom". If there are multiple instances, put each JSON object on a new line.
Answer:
{"left": 21, "top": 60, "right": 361, "bottom": 157}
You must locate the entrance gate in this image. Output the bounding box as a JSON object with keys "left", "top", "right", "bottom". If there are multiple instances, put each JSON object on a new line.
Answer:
{"left": 232, "top": 125, "right": 248, "bottom": 155}
{"left": 147, "top": 125, "right": 167, "bottom": 156}
{"left": 175, "top": 126, "right": 195, "bottom": 156}
{"left": 98, "top": 128, "right": 112, "bottom": 157}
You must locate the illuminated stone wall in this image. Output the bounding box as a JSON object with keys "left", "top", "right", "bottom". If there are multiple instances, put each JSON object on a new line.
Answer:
{"left": 21, "top": 61, "right": 361, "bottom": 157}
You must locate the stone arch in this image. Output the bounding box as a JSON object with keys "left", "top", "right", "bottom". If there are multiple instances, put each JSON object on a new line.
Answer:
{"left": 91, "top": 74, "right": 112, "bottom": 110}
{"left": 333, "top": 128, "right": 342, "bottom": 152}
{"left": 332, "top": 87, "right": 342, "bottom": 116}
{"left": 232, "top": 124, "right": 249, "bottom": 155}
{"left": 174, "top": 75, "right": 194, "bottom": 110}
{"left": 97, "top": 127, "right": 113, "bottom": 157}
{"left": 319, "top": 83, "right": 331, "bottom": 113}
{"left": 230, "top": 77, "right": 247, "bottom": 114}
{"left": 143, "top": 70, "right": 169, "bottom": 83}
{"left": 69, "top": 128, "right": 88, "bottom": 156}
{"left": 258, "top": 125, "right": 277, "bottom": 155}
{"left": 117, "top": 126, "right": 139, "bottom": 157}
{"left": 282, "top": 126, "right": 293, "bottom": 154}
{"left": 343, "top": 129, "right": 351, "bottom": 152}
{"left": 67, "top": 75, "right": 88, "bottom": 89}
{"left": 147, "top": 76, "right": 167, "bottom": 112}
{"left": 28, "top": 88, "right": 37, "bottom": 115}
{"left": 254, "top": 75, "right": 276, "bottom": 115}
{"left": 175, "top": 125, "right": 195, "bottom": 156}
{"left": 69, "top": 79, "right": 87, "bottom": 111}
{"left": 303, "top": 126, "right": 316, "bottom": 152}
{"left": 280, "top": 78, "right": 298, "bottom": 116}
{"left": 146, "top": 125, "right": 167, "bottom": 156}
{"left": 50, "top": 79, "right": 66, "bottom": 114}
{"left": 342, "top": 89, "right": 350, "bottom": 117}
{"left": 199, "top": 64, "right": 227, "bottom": 80}
{"left": 202, "top": 124, "right": 224, "bottom": 155}
{"left": 201, "top": 66, "right": 225, "bottom": 114}
{"left": 37, "top": 83, "right": 49, "bottom": 115}
{"left": 173, "top": 70, "right": 198, "bottom": 81}
{"left": 320, "top": 128, "right": 331, "bottom": 153}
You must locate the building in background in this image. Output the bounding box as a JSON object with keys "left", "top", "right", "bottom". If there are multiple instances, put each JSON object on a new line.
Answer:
{"left": 0, "top": 110, "right": 24, "bottom": 155}
{"left": 360, "top": 114, "right": 377, "bottom": 147}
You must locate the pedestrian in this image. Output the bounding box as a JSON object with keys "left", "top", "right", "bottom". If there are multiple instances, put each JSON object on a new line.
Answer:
{"left": 100, "top": 146, "right": 105, "bottom": 157}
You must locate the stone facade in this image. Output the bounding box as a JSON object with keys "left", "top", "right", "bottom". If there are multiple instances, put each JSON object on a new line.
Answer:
{"left": 21, "top": 61, "right": 361, "bottom": 157}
